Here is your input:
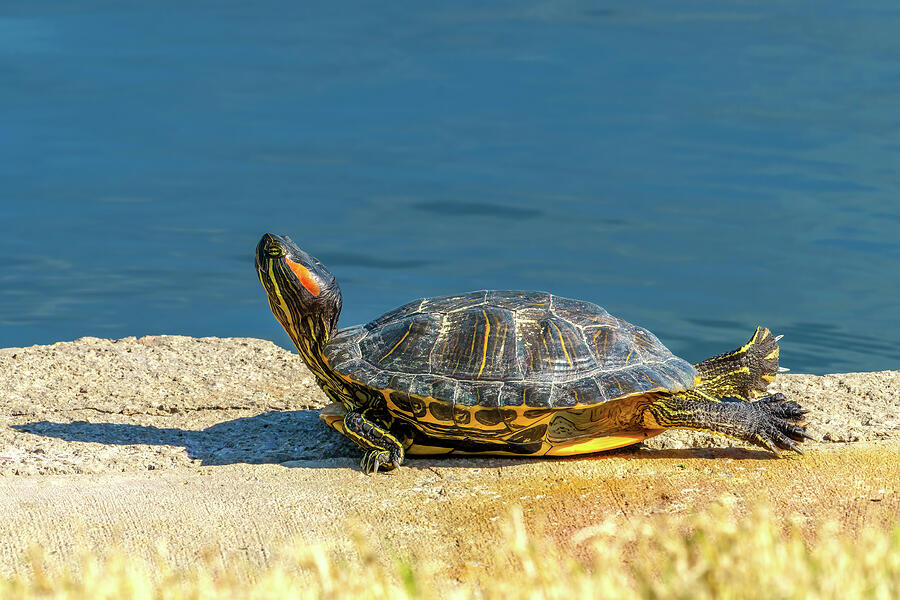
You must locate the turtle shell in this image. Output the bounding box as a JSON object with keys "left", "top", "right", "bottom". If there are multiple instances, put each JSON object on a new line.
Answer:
{"left": 324, "top": 291, "right": 696, "bottom": 447}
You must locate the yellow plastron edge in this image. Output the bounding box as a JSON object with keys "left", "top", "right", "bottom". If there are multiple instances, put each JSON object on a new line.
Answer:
{"left": 319, "top": 402, "right": 663, "bottom": 457}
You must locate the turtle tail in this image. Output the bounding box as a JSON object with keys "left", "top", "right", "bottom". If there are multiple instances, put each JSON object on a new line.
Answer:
{"left": 693, "top": 327, "right": 783, "bottom": 399}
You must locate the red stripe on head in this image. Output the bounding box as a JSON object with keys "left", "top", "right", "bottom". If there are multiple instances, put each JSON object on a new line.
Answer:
{"left": 285, "top": 257, "right": 321, "bottom": 296}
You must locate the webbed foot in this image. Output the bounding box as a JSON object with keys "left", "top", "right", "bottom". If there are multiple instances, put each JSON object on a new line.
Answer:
{"left": 748, "top": 393, "right": 816, "bottom": 456}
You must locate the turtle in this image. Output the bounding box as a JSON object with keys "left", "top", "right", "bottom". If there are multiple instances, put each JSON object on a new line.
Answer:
{"left": 256, "top": 233, "right": 812, "bottom": 474}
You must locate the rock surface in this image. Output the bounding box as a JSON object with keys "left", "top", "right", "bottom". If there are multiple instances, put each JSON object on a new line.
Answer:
{"left": 1, "top": 336, "right": 898, "bottom": 575}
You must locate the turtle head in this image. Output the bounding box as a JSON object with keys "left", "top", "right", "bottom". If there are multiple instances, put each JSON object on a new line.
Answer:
{"left": 256, "top": 233, "right": 342, "bottom": 349}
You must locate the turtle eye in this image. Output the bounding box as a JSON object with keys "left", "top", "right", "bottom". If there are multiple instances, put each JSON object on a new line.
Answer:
{"left": 266, "top": 246, "right": 284, "bottom": 258}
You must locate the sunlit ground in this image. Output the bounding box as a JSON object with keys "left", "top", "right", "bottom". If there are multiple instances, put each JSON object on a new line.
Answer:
{"left": 4, "top": 502, "right": 897, "bottom": 599}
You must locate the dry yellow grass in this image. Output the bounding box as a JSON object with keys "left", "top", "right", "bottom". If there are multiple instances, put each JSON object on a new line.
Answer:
{"left": 3, "top": 502, "right": 898, "bottom": 600}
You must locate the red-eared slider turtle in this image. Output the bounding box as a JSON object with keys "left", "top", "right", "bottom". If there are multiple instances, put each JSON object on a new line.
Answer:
{"left": 256, "top": 233, "right": 812, "bottom": 473}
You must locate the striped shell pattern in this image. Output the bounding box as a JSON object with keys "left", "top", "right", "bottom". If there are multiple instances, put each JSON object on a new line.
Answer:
{"left": 324, "top": 290, "right": 696, "bottom": 420}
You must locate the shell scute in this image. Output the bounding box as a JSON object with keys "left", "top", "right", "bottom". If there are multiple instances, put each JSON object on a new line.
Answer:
{"left": 456, "top": 381, "right": 504, "bottom": 432}
{"left": 455, "top": 380, "right": 499, "bottom": 406}
{"left": 386, "top": 373, "right": 413, "bottom": 395}
{"left": 432, "top": 306, "right": 519, "bottom": 381}
{"left": 516, "top": 313, "right": 594, "bottom": 378}
{"left": 453, "top": 404, "right": 472, "bottom": 426}
{"left": 359, "top": 313, "right": 442, "bottom": 374}
{"left": 486, "top": 290, "right": 552, "bottom": 310}
{"left": 551, "top": 377, "right": 606, "bottom": 408}
{"left": 408, "top": 374, "right": 457, "bottom": 403}
{"left": 421, "top": 290, "right": 487, "bottom": 313}
{"left": 628, "top": 364, "right": 672, "bottom": 391}
{"left": 550, "top": 296, "right": 617, "bottom": 328}
{"left": 389, "top": 390, "right": 427, "bottom": 419}
{"left": 625, "top": 323, "right": 671, "bottom": 360}
{"left": 426, "top": 400, "right": 453, "bottom": 423}
{"left": 653, "top": 358, "right": 697, "bottom": 388}
{"left": 595, "top": 371, "right": 644, "bottom": 399}
{"left": 325, "top": 325, "right": 365, "bottom": 367}
{"left": 584, "top": 325, "right": 642, "bottom": 369}
{"left": 497, "top": 382, "right": 553, "bottom": 408}
{"left": 472, "top": 408, "right": 506, "bottom": 428}
{"left": 364, "top": 299, "right": 424, "bottom": 331}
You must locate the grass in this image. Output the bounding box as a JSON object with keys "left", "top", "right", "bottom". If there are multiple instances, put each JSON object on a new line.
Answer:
{"left": 3, "top": 502, "right": 897, "bottom": 599}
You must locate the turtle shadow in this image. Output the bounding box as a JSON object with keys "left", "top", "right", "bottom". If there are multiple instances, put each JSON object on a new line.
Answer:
{"left": 372, "top": 445, "right": 779, "bottom": 473}
{"left": 12, "top": 409, "right": 361, "bottom": 468}
{"left": 14, "top": 412, "right": 780, "bottom": 470}
{"left": 628, "top": 446, "right": 780, "bottom": 460}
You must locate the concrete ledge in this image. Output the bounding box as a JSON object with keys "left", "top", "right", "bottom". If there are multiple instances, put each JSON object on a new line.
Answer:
{"left": 1, "top": 336, "right": 898, "bottom": 574}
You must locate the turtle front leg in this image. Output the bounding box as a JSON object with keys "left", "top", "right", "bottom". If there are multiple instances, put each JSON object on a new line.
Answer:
{"left": 343, "top": 410, "right": 405, "bottom": 474}
{"left": 643, "top": 392, "right": 814, "bottom": 455}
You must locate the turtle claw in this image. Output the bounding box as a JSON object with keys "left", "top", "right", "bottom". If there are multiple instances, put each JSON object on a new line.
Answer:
{"left": 359, "top": 448, "right": 400, "bottom": 475}
{"left": 360, "top": 451, "right": 383, "bottom": 475}
{"left": 797, "top": 429, "right": 819, "bottom": 442}
{"left": 786, "top": 439, "right": 804, "bottom": 455}
{"left": 756, "top": 434, "right": 781, "bottom": 456}
{"left": 772, "top": 429, "right": 804, "bottom": 455}
{"left": 750, "top": 395, "right": 814, "bottom": 456}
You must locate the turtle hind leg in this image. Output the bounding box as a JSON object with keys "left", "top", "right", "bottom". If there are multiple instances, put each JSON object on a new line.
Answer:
{"left": 694, "top": 327, "right": 782, "bottom": 399}
{"left": 643, "top": 392, "right": 813, "bottom": 455}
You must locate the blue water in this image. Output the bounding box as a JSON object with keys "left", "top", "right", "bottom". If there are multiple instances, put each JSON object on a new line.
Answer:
{"left": 2, "top": 2, "right": 899, "bottom": 375}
